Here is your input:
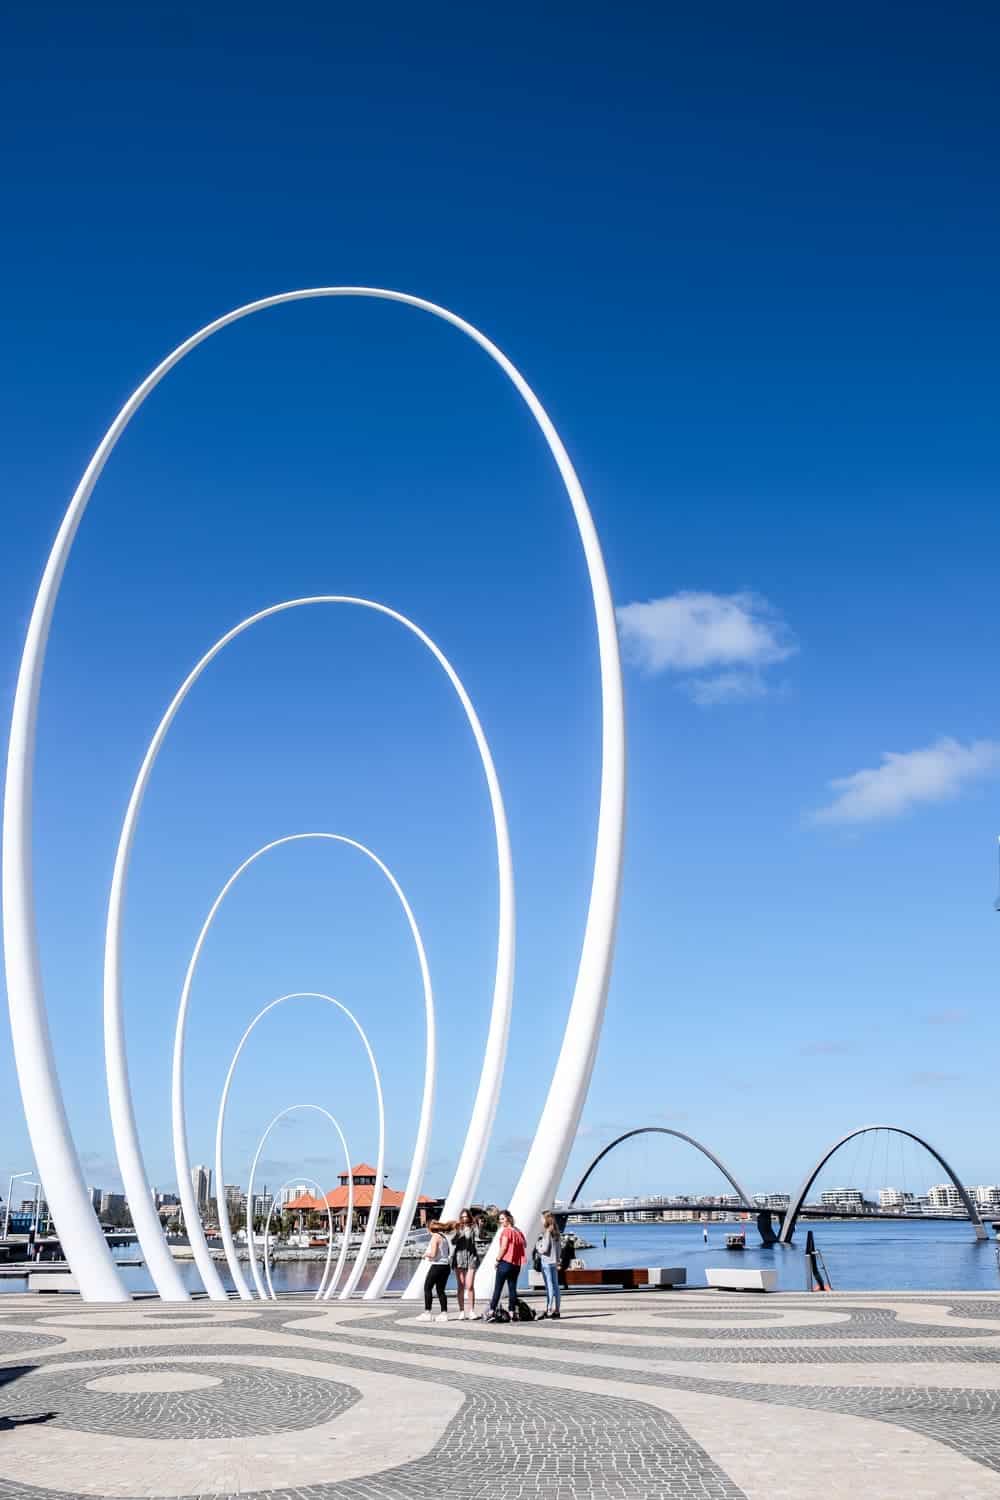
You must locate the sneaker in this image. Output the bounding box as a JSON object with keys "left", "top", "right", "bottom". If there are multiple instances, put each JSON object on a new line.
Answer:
{"left": 459, "top": 1310, "right": 468, "bottom": 1320}
{"left": 536, "top": 1309, "right": 548, "bottom": 1320}
{"left": 416, "top": 1311, "right": 432, "bottom": 1322}
{"left": 550, "top": 1311, "right": 561, "bottom": 1320}
{"left": 434, "top": 1312, "right": 449, "bottom": 1323}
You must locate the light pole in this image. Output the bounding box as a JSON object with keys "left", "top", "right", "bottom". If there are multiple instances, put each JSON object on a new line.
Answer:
{"left": 3, "top": 1170, "right": 32, "bottom": 1240}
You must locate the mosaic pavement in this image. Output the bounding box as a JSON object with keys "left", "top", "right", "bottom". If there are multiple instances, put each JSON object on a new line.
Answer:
{"left": 3, "top": 1291, "right": 1000, "bottom": 1497}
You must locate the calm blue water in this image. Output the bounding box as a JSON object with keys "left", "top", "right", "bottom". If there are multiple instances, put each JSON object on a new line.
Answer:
{"left": 573, "top": 1219, "right": 1000, "bottom": 1293}
{"left": 4, "top": 1219, "right": 998, "bottom": 1295}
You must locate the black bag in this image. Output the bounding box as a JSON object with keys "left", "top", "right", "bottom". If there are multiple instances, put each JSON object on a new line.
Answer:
{"left": 488, "top": 1306, "right": 510, "bottom": 1323}
{"left": 531, "top": 1249, "right": 542, "bottom": 1272}
{"left": 515, "top": 1298, "right": 536, "bottom": 1322}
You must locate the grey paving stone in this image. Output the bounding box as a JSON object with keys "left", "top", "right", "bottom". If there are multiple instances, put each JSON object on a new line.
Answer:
{"left": 0, "top": 1358, "right": 357, "bottom": 1440}
{"left": 5, "top": 1294, "right": 1000, "bottom": 1493}
{"left": 0, "top": 1336, "right": 746, "bottom": 1500}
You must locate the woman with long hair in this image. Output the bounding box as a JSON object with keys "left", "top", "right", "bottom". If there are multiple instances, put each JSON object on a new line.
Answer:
{"left": 486, "top": 1209, "right": 526, "bottom": 1321}
{"left": 535, "top": 1211, "right": 562, "bottom": 1319}
{"left": 416, "top": 1220, "right": 453, "bottom": 1323}
{"left": 451, "top": 1207, "right": 481, "bottom": 1320}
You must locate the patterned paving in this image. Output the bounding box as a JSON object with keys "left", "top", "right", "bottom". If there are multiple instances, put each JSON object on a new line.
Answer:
{"left": 0, "top": 1358, "right": 357, "bottom": 1439}
{"left": 1, "top": 1291, "right": 1000, "bottom": 1498}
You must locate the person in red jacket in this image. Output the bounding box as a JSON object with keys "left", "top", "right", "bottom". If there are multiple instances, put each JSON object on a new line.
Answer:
{"left": 487, "top": 1209, "right": 526, "bottom": 1320}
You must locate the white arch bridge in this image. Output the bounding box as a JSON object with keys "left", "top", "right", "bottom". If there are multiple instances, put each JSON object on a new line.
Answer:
{"left": 565, "top": 1123, "right": 988, "bottom": 1245}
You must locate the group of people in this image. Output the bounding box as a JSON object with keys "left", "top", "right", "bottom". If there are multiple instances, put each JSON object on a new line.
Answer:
{"left": 418, "top": 1208, "right": 563, "bottom": 1323}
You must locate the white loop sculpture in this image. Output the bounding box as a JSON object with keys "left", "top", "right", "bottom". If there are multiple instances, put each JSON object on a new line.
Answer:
{"left": 2, "top": 287, "right": 625, "bottom": 1302}
{"left": 215, "top": 990, "right": 386, "bottom": 1301}
{"left": 172, "top": 837, "right": 429, "bottom": 1302}
{"left": 260, "top": 1171, "right": 338, "bottom": 1302}
{"left": 104, "top": 598, "right": 511, "bottom": 1303}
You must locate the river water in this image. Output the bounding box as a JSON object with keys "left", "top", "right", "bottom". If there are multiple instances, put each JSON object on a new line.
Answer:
{"left": 4, "top": 1219, "right": 998, "bottom": 1296}
{"left": 570, "top": 1218, "right": 1000, "bottom": 1293}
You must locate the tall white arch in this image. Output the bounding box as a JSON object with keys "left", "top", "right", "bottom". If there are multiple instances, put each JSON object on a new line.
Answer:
{"left": 215, "top": 996, "right": 374, "bottom": 1301}
{"left": 246, "top": 1111, "right": 355, "bottom": 1299}
{"left": 104, "top": 597, "right": 511, "bottom": 1303}
{"left": 259, "top": 1171, "right": 338, "bottom": 1302}
{"left": 167, "top": 832, "right": 426, "bottom": 1302}
{"left": 186, "top": 846, "right": 423, "bottom": 1301}
{"left": 2, "top": 287, "right": 625, "bottom": 1301}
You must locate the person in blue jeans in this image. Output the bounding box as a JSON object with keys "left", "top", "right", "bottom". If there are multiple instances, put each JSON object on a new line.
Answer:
{"left": 487, "top": 1209, "right": 526, "bottom": 1319}
{"left": 535, "top": 1212, "right": 562, "bottom": 1319}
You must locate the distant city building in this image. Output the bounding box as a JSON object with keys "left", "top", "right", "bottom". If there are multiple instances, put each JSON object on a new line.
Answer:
{"left": 927, "top": 1184, "right": 965, "bottom": 1211}
{"left": 879, "top": 1188, "right": 918, "bottom": 1210}
{"left": 89, "top": 1187, "right": 102, "bottom": 1213}
{"left": 224, "top": 1184, "right": 245, "bottom": 1213}
{"left": 819, "top": 1188, "right": 865, "bottom": 1210}
{"left": 19, "top": 1195, "right": 47, "bottom": 1226}
{"left": 154, "top": 1191, "right": 180, "bottom": 1208}
{"left": 190, "top": 1165, "right": 212, "bottom": 1212}
{"left": 99, "top": 1192, "right": 126, "bottom": 1219}
{"left": 973, "top": 1185, "right": 1000, "bottom": 1210}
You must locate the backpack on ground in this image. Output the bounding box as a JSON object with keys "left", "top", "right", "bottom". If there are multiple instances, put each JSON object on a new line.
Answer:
{"left": 486, "top": 1306, "right": 510, "bottom": 1323}
{"left": 515, "top": 1298, "right": 536, "bottom": 1322}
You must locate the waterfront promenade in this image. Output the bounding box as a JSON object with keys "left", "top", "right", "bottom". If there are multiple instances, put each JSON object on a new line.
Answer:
{"left": 3, "top": 1291, "right": 1000, "bottom": 1497}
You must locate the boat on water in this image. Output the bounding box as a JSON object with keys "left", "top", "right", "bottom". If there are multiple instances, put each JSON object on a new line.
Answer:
{"left": 725, "top": 1232, "right": 746, "bottom": 1251}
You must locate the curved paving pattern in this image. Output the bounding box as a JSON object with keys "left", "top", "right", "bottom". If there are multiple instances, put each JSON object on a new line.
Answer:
{"left": 649, "top": 1305, "right": 1000, "bottom": 1340}
{"left": 322, "top": 1306, "right": 1000, "bottom": 1367}
{"left": 3, "top": 1292, "right": 1000, "bottom": 1497}
{"left": 650, "top": 1307, "right": 785, "bottom": 1321}
{"left": 0, "top": 1341, "right": 744, "bottom": 1499}
{"left": 0, "top": 1328, "right": 65, "bottom": 1356}
{"left": 0, "top": 1358, "right": 357, "bottom": 1440}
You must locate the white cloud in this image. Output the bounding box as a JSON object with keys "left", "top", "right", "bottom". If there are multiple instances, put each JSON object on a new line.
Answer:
{"left": 810, "top": 737, "right": 1000, "bottom": 826}
{"left": 616, "top": 590, "right": 796, "bottom": 704}
{"left": 686, "top": 671, "right": 770, "bottom": 706}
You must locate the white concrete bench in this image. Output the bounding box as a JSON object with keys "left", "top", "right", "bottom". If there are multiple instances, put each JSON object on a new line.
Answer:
{"left": 705, "top": 1268, "right": 777, "bottom": 1293}
{"left": 647, "top": 1267, "right": 686, "bottom": 1287}
{"left": 28, "top": 1270, "right": 79, "bottom": 1293}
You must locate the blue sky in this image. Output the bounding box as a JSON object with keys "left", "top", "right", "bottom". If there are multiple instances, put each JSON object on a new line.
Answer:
{"left": 1, "top": 2, "right": 998, "bottom": 1212}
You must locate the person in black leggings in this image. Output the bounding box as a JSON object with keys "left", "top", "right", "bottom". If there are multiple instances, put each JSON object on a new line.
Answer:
{"left": 418, "top": 1221, "right": 453, "bottom": 1322}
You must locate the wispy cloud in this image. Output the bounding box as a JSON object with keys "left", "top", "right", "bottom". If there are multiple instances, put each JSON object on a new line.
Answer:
{"left": 908, "top": 1070, "right": 963, "bottom": 1086}
{"left": 810, "top": 737, "right": 1000, "bottom": 826}
{"left": 498, "top": 1135, "right": 534, "bottom": 1158}
{"left": 616, "top": 590, "right": 796, "bottom": 705}
{"left": 576, "top": 1120, "right": 625, "bottom": 1141}
{"left": 687, "top": 671, "right": 771, "bottom": 706}
{"left": 799, "top": 1040, "right": 857, "bottom": 1057}
{"left": 255, "top": 1157, "right": 293, "bottom": 1177}
{"left": 923, "top": 1008, "right": 969, "bottom": 1026}
{"left": 79, "top": 1152, "right": 124, "bottom": 1191}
